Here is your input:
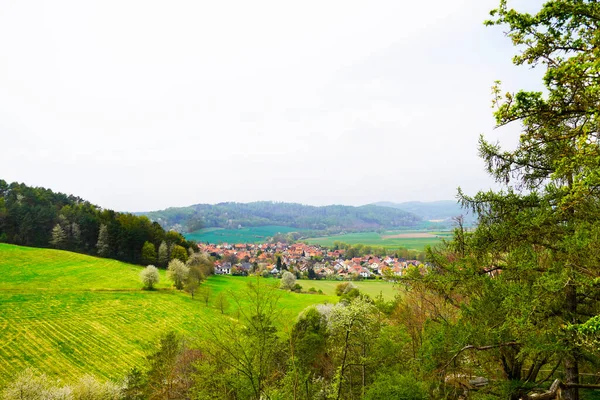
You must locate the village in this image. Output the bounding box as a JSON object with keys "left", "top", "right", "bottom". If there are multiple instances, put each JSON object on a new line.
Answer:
{"left": 198, "top": 241, "right": 422, "bottom": 280}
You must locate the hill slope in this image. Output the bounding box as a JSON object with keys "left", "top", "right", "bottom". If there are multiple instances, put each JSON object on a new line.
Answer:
{"left": 372, "top": 200, "right": 476, "bottom": 224}
{"left": 138, "top": 201, "right": 423, "bottom": 233}
{"left": 0, "top": 244, "right": 341, "bottom": 385}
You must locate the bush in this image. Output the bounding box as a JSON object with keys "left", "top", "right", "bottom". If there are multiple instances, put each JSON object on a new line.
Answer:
{"left": 280, "top": 271, "right": 297, "bottom": 290}
{"left": 140, "top": 265, "right": 160, "bottom": 290}
{"left": 292, "top": 283, "right": 303, "bottom": 292}
{"left": 335, "top": 282, "right": 357, "bottom": 296}
{"left": 365, "top": 371, "right": 427, "bottom": 400}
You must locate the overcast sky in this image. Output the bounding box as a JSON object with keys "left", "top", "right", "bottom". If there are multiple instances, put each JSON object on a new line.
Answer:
{"left": 0, "top": 0, "right": 544, "bottom": 212}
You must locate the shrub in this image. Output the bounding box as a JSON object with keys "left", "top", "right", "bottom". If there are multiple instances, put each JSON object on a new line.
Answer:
{"left": 140, "top": 265, "right": 160, "bottom": 290}
{"left": 280, "top": 271, "right": 297, "bottom": 290}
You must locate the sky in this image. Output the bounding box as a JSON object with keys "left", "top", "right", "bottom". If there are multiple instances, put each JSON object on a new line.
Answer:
{"left": 0, "top": 0, "right": 545, "bottom": 212}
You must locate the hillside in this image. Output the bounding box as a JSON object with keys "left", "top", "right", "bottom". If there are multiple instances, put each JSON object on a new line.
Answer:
{"left": 372, "top": 200, "right": 476, "bottom": 225}
{"left": 138, "top": 201, "right": 423, "bottom": 233}
{"left": 0, "top": 244, "right": 345, "bottom": 385}
{"left": 0, "top": 179, "right": 194, "bottom": 266}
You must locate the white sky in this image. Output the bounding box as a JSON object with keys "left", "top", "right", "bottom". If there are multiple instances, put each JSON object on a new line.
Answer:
{"left": 0, "top": 0, "right": 544, "bottom": 211}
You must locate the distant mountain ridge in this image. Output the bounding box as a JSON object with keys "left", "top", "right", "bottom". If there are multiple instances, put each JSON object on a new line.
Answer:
{"left": 372, "top": 200, "right": 475, "bottom": 224}
{"left": 138, "top": 201, "right": 425, "bottom": 233}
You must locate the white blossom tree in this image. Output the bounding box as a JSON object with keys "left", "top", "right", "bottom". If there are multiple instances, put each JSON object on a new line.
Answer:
{"left": 158, "top": 240, "right": 169, "bottom": 267}
{"left": 96, "top": 224, "right": 110, "bottom": 257}
{"left": 167, "top": 259, "right": 189, "bottom": 290}
{"left": 49, "top": 224, "right": 66, "bottom": 249}
{"left": 140, "top": 265, "right": 160, "bottom": 290}
{"left": 280, "top": 271, "right": 296, "bottom": 290}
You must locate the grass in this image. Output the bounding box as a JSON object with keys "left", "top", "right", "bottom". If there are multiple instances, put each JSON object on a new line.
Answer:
{"left": 299, "top": 280, "right": 400, "bottom": 300}
{"left": 304, "top": 230, "right": 452, "bottom": 250}
{"left": 185, "top": 225, "right": 303, "bottom": 244}
{"left": 2, "top": 243, "right": 402, "bottom": 386}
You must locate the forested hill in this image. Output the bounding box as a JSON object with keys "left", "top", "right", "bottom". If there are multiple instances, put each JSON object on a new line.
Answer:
{"left": 372, "top": 200, "right": 476, "bottom": 224}
{"left": 138, "top": 202, "right": 423, "bottom": 233}
{"left": 0, "top": 179, "right": 194, "bottom": 265}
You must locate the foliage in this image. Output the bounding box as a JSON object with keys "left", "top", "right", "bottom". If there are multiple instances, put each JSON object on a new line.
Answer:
{"left": 1, "top": 368, "right": 122, "bottom": 400}
{"left": 142, "top": 201, "right": 423, "bottom": 233}
{"left": 145, "top": 331, "right": 198, "bottom": 400}
{"left": 185, "top": 252, "right": 214, "bottom": 277}
{"left": 170, "top": 244, "right": 188, "bottom": 263}
{"left": 167, "top": 259, "right": 189, "bottom": 290}
{"left": 395, "top": 1, "right": 600, "bottom": 398}
{"left": 0, "top": 180, "right": 195, "bottom": 265}
{"left": 364, "top": 371, "right": 427, "bottom": 400}
{"left": 140, "top": 241, "right": 156, "bottom": 266}
{"left": 280, "top": 271, "right": 296, "bottom": 290}
{"left": 140, "top": 265, "right": 160, "bottom": 290}
{"left": 96, "top": 224, "right": 110, "bottom": 257}
{"left": 49, "top": 224, "right": 67, "bottom": 249}
{"left": 157, "top": 241, "right": 168, "bottom": 267}
{"left": 193, "top": 278, "right": 284, "bottom": 399}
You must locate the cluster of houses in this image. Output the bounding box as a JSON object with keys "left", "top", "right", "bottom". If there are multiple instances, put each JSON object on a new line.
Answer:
{"left": 198, "top": 242, "right": 422, "bottom": 280}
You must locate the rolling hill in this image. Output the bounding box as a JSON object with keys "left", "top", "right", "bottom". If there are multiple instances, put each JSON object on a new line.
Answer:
{"left": 372, "top": 200, "right": 476, "bottom": 225}
{"left": 137, "top": 201, "right": 424, "bottom": 233}
{"left": 0, "top": 243, "right": 346, "bottom": 385}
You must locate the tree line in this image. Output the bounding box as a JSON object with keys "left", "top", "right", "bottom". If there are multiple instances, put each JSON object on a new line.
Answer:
{"left": 0, "top": 180, "right": 196, "bottom": 265}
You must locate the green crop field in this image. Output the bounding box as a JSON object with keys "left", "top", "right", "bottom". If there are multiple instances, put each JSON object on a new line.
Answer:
{"left": 299, "top": 280, "right": 400, "bottom": 300}
{"left": 304, "top": 230, "right": 453, "bottom": 250}
{"left": 0, "top": 243, "right": 346, "bottom": 386}
{"left": 185, "top": 225, "right": 302, "bottom": 244}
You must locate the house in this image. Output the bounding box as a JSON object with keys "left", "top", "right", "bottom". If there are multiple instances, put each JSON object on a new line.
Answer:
{"left": 358, "top": 267, "right": 372, "bottom": 279}
{"left": 215, "top": 262, "right": 232, "bottom": 275}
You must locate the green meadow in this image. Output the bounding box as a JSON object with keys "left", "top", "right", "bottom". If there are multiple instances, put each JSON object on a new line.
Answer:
{"left": 0, "top": 243, "right": 347, "bottom": 386}
{"left": 0, "top": 244, "right": 401, "bottom": 386}
{"left": 304, "top": 230, "right": 452, "bottom": 250}
{"left": 185, "top": 225, "right": 302, "bottom": 244}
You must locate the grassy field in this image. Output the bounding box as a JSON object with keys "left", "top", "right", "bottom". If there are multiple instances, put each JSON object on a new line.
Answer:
{"left": 299, "top": 280, "right": 400, "bottom": 300}
{"left": 304, "top": 230, "right": 453, "bottom": 250}
{"left": 185, "top": 225, "right": 302, "bottom": 244}
{"left": 0, "top": 243, "right": 349, "bottom": 386}
{"left": 0, "top": 244, "right": 396, "bottom": 386}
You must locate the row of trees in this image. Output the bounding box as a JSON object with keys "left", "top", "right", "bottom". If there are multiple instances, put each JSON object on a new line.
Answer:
{"left": 0, "top": 180, "right": 196, "bottom": 265}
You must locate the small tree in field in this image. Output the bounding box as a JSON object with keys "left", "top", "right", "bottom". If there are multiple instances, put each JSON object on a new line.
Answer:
{"left": 141, "top": 265, "right": 160, "bottom": 290}
{"left": 168, "top": 259, "right": 189, "bottom": 290}
{"left": 280, "top": 271, "right": 296, "bottom": 291}
{"left": 198, "top": 285, "right": 211, "bottom": 306}
{"left": 215, "top": 291, "right": 230, "bottom": 314}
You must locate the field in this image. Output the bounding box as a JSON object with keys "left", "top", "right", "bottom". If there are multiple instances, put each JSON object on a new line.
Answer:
{"left": 298, "top": 280, "right": 400, "bottom": 300}
{"left": 0, "top": 244, "right": 402, "bottom": 387}
{"left": 304, "top": 230, "right": 453, "bottom": 250}
{"left": 0, "top": 243, "right": 347, "bottom": 386}
{"left": 185, "top": 225, "right": 302, "bottom": 243}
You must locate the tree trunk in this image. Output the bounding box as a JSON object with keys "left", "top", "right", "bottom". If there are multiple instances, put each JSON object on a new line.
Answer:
{"left": 563, "top": 356, "right": 579, "bottom": 400}
{"left": 563, "top": 282, "right": 579, "bottom": 400}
